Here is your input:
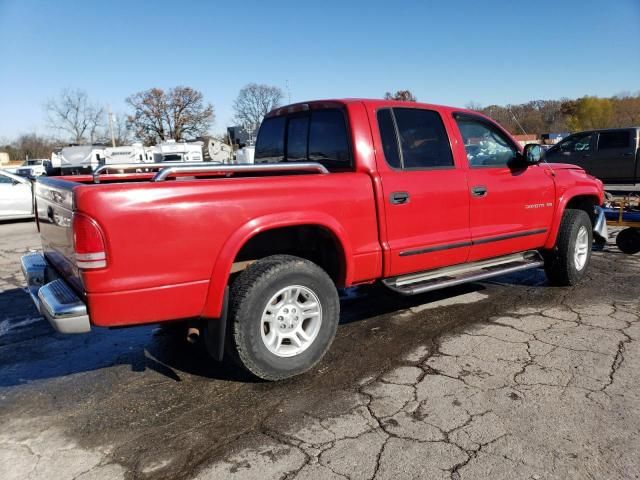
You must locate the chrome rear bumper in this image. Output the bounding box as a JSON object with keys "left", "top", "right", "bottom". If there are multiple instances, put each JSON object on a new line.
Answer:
{"left": 21, "top": 253, "right": 91, "bottom": 333}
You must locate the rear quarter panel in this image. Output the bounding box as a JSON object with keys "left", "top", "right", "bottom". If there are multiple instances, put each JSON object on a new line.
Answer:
{"left": 75, "top": 173, "right": 381, "bottom": 326}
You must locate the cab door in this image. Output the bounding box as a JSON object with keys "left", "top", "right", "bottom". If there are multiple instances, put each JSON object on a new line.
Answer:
{"left": 546, "top": 132, "right": 597, "bottom": 175}
{"left": 451, "top": 114, "right": 555, "bottom": 262}
{"left": 372, "top": 106, "right": 471, "bottom": 277}
{"left": 592, "top": 129, "right": 637, "bottom": 183}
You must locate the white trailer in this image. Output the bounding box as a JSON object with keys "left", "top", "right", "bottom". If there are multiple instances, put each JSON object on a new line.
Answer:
{"left": 104, "top": 143, "right": 149, "bottom": 165}
{"left": 201, "top": 137, "right": 233, "bottom": 163}
{"left": 49, "top": 145, "right": 106, "bottom": 175}
{"left": 151, "top": 140, "right": 204, "bottom": 163}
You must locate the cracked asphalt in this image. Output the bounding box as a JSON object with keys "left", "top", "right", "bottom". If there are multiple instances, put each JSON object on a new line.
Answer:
{"left": 0, "top": 219, "right": 638, "bottom": 480}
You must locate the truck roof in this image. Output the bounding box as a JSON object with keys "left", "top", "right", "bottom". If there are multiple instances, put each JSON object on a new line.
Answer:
{"left": 563, "top": 126, "right": 640, "bottom": 135}
{"left": 266, "top": 98, "right": 480, "bottom": 118}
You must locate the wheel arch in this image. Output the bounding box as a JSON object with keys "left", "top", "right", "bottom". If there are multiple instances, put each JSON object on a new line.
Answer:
{"left": 544, "top": 189, "right": 601, "bottom": 249}
{"left": 201, "top": 212, "right": 353, "bottom": 318}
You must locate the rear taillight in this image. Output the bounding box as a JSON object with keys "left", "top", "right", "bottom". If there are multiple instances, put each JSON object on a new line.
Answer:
{"left": 72, "top": 213, "right": 107, "bottom": 269}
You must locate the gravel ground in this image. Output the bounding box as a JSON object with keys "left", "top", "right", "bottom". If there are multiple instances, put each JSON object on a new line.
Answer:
{"left": 0, "top": 220, "right": 638, "bottom": 480}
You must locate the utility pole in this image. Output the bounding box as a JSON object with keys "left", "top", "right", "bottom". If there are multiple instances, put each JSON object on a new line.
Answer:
{"left": 108, "top": 107, "right": 116, "bottom": 147}
{"left": 285, "top": 80, "right": 291, "bottom": 104}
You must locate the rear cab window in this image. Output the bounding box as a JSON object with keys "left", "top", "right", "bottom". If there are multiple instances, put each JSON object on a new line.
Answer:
{"left": 376, "top": 107, "right": 454, "bottom": 170}
{"left": 255, "top": 108, "right": 352, "bottom": 171}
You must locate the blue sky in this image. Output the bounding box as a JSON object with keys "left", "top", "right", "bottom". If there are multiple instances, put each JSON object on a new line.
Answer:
{"left": 0, "top": 0, "right": 639, "bottom": 140}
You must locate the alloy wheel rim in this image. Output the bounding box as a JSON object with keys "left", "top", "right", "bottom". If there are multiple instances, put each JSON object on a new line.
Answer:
{"left": 260, "top": 285, "right": 322, "bottom": 357}
{"left": 574, "top": 226, "right": 589, "bottom": 270}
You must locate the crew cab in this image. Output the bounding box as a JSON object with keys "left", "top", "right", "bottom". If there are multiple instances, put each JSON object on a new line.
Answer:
{"left": 545, "top": 127, "right": 640, "bottom": 185}
{"left": 21, "top": 99, "right": 606, "bottom": 380}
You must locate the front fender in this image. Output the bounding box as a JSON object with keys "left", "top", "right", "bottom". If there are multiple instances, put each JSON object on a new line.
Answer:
{"left": 543, "top": 185, "right": 602, "bottom": 249}
{"left": 200, "top": 211, "right": 353, "bottom": 318}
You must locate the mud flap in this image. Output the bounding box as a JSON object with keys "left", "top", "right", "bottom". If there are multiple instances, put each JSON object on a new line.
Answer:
{"left": 203, "top": 287, "right": 229, "bottom": 362}
{"left": 593, "top": 206, "right": 608, "bottom": 244}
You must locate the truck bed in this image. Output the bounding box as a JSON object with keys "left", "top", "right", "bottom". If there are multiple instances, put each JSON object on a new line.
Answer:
{"left": 34, "top": 163, "right": 382, "bottom": 327}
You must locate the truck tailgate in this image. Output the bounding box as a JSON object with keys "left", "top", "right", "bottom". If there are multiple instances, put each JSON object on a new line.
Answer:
{"left": 35, "top": 178, "right": 84, "bottom": 295}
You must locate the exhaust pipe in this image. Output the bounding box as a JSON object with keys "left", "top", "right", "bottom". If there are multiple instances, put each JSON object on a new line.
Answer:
{"left": 186, "top": 321, "right": 200, "bottom": 344}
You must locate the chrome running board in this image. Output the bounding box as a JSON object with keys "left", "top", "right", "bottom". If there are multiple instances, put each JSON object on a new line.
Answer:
{"left": 382, "top": 251, "right": 544, "bottom": 296}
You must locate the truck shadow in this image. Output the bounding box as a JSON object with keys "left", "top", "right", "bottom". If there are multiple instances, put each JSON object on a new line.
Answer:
{"left": 0, "top": 269, "right": 548, "bottom": 388}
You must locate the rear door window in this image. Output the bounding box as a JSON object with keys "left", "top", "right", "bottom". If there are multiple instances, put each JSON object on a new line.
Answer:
{"left": 598, "top": 131, "right": 631, "bottom": 150}
{"left": 376, "top": 108, "right": 453, "bottom": 169}
{"left": 376, "top": 109, "right": 402, "bottom": 169}
{"left": 393, "top": 108, "right": 454, "bottom": 169}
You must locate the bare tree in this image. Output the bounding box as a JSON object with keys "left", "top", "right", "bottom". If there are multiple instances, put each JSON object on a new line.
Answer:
{"left": 465, "top": 101, "right": 483, "bottom": 111}
{"left": 45, "top": 88, "right": 105, "bottom": 143}
{"left": 126, "top": 86, "right": 214, "bottom": 144}
{"left": 384, "top": 90, "right": 417, "bottom": 102}
{"left": 233, "top": 83, "right": 284, "bottom": 132}
{"left": 14, "top": 133, "right": 58, "bottom": 159}
{"left": 1, "top": 133, "right": 58, "bottom": 161}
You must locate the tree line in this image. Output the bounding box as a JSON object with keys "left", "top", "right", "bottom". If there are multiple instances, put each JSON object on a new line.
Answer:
{"left": 1, "top": 83, "right": 284, "bottom": 161}
{"left": 385, "top": 89, "right": 640, "bottom": 135}
{"left": 3, "top": 88, "right": 640, "bottom": 161}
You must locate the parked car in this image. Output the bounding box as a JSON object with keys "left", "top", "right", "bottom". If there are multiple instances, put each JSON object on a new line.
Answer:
{"left": 545, "top": 127, "right": 640, "bottom": 184}
{"left": 21, "top": 99, "right": 605, "bottom": 381}
{"left": 0, "top": 170, "right": 34, "bottom": 220}
{"left": 15, "top": 158, "right": 48, "bottom": 178}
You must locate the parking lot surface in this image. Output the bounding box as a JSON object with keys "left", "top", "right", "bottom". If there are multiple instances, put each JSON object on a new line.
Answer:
{"left": 0, "top": 220, "right": 638, "bottom": 480}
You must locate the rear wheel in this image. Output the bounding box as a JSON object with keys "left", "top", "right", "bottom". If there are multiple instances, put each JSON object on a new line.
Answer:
{"left": 226, "top": 255, "right": 339, "bottom": 381}
{"left": 544, "top": 209, "right": 593, "bottom": 286}
{"left": 616, "top": 228, "right": 640, "bottom": 255}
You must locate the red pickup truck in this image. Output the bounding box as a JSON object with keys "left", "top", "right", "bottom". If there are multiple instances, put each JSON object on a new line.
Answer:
{"left": 22, "top": 99, "right": 607, "bottom": 380}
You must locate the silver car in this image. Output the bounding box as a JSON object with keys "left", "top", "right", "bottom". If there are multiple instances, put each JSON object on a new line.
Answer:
{"left": 0, "top": 170, "right": 34, "bottom": 220}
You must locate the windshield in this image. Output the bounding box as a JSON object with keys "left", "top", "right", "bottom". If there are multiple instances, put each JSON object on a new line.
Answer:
{"left": 22, "top": 159, "right": 42, "bottom": 166}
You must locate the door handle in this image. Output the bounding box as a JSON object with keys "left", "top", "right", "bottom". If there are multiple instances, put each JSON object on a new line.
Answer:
{"left": 623, "top": 152, "right": 634, "bottom": 157}
{"left": 581, "top": 154, "right": 591, "bottom": 158}
{"left": 471, "top": 185, "right": 488, "bottom": 197}
{"left": 390, "top": 191, "right": 409, "bottom": 205}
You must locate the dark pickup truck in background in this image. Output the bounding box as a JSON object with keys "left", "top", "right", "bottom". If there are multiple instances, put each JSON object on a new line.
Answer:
{"left": 545, "top": 127, "right": 640, "bottom": 185}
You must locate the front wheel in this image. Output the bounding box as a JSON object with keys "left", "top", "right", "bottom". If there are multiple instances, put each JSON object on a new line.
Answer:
{"left": 544, "top": 209, "right": 593, "bottom": 286}
{"left": 225, "top": 255, "right": 340, "bottom": 381}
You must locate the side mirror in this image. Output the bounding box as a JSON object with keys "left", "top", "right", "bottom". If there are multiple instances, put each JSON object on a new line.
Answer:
{"left": 523, "top": 143, "right": 543, "bottom": 165}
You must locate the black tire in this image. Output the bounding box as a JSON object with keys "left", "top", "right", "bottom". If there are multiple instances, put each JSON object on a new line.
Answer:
{"left": 616, "top": 228, "right": 640, "bottom": 255}
{"left": 544, "top": 209, "right": 593, "bottom": 286}
{"left": 226, "top": 255, "right": 340, "bottom": 381}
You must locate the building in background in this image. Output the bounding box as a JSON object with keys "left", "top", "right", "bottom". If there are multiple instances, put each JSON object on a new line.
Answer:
{"left": 541, "top": 132, "right": 570, "bottom": 145}
{"left": 512, "top": 134, "right": 539, "bottom": 146}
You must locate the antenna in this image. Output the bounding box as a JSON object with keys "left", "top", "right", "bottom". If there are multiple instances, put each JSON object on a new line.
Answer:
{"left": 508, "top": 106, "right": 527, "bottom": 135}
